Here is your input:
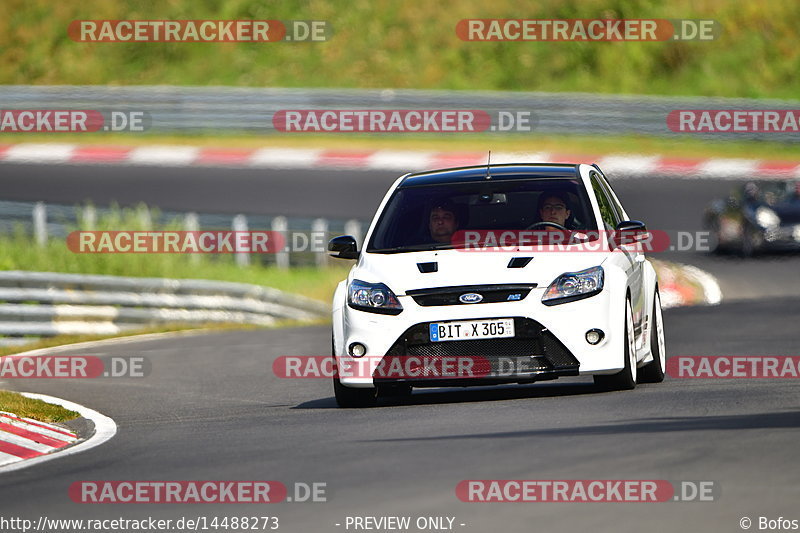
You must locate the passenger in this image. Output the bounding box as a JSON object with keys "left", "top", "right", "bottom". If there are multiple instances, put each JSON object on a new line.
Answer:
{"left": 428, "top": 199, "right": 460, "bottom": 244}
{"left": 537, "top": 191, "right": 572, "bottom": 228}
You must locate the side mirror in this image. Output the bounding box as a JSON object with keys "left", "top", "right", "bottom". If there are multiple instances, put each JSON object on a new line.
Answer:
{"left": 612, "top": 220, "right": 648, "bottom": 247}
{"left": 328, "top": 235, "right": 359, "bottom": 260}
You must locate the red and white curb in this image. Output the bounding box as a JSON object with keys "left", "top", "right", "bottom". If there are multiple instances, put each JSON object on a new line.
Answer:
{"left": 0, "top": 143, "right": 798, "bottom": 178}
{"left": 657, "top": 262, "right": 723, "bottom": 309}
{"left": 0, "top": 411, "right": 78, "bottom": 465}
{"left": 0, "top": 393, "right": 117, "bottom": 474}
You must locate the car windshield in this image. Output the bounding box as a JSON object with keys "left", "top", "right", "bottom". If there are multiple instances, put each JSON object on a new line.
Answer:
{"left": 367, "top": 178, "right": 599, "bottom": 253}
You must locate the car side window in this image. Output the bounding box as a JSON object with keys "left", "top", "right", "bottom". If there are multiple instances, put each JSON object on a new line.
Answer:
{"left": 590, "top": 173, "right": 620, "bottom": 231}
{"left": 596, "top": 174, "right": 627, "bottom": 222}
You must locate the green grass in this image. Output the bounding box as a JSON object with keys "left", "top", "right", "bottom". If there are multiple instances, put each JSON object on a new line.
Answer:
{"left": 2, "top": 0, "right": 799, "bottom": 99}
{"left": 0, "top": 390, "right": 80, "bottom": 423}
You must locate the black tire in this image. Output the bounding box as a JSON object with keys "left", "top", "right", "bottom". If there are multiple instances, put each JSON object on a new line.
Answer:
{"left": 331, "top": 334, "right": 378, "bottom": 408}
{"left": 594, "top": 299, "right": 637, "bottom": 391}
{"left": 638, "top": 292, "right": 665, "bottom": 383}
{"left": 333, "top": 376, "right": 378, "bottom": 408}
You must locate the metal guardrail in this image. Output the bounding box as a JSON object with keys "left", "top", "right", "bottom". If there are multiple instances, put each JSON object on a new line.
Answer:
{"left": 0, "top": 271, "right": 329, "bottom": 345}
{"left": 1, "top": 86, "right": 799, "bottom": 140}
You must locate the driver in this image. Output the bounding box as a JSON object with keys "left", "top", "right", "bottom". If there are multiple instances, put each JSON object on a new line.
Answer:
{"left": 537, "top": 191, "right": 572, "bottom": 228}
{"left": 428, "top": 199, "right": 460, "bottom": 244}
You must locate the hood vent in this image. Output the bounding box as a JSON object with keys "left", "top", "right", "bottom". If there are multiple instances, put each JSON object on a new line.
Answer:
{"left": 507, "top": 257, "right": 533, "bottom": 268}
{"left": 417, "top": 262, "right": 438, "bottom": 273}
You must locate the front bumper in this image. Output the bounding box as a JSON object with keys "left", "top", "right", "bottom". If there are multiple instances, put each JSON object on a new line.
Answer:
{"left": 335, "top": 280, "right": 628, "bottom": 388}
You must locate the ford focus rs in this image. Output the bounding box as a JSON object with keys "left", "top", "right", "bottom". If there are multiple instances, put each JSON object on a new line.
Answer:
{"left": 328, "top": 163, "right": 665, "bottom": 407}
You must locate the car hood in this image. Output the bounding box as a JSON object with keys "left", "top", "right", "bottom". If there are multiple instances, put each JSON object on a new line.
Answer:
{"left": 353, "top": 249, "right": 610, "bottom": 294}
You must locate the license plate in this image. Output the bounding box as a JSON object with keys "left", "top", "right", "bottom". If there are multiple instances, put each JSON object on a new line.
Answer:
{"left": 429, "top": 318, "right": 515, "bottom": 342}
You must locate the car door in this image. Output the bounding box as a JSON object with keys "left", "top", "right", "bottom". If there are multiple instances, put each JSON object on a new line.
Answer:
{"left": 590, "top": 172, "right": 645, "bottom": 344}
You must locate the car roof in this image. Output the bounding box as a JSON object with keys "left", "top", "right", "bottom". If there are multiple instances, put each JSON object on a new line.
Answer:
{"left": 398, "top": 163, "right": 582, "bottom": 188}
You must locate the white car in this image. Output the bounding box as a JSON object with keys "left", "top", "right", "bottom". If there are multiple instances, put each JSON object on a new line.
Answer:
{"left": 329, "top": 163, "right": 666, "bottom": 407}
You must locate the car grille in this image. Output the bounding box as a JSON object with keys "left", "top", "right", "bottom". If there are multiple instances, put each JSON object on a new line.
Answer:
{"left": 378, "top": 317, "right": 579, "bottom": 381}
{"left": 406, "top": 337, "right": 539, "bottom": 358}
{"left": 406, "top": 284, "right": 536, "bottom": 306}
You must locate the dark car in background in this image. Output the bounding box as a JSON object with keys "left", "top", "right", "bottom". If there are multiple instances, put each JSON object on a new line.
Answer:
{"left": 704, "top": 180, "right": 800, "bottom": 256}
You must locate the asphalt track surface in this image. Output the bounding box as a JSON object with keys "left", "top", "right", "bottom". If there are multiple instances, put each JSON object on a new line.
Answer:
{"left": 1, "top": 163, "right": 799, "bottom": 533}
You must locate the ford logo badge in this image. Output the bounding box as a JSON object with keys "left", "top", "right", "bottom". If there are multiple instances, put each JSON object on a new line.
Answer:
{"left": 459, "top": 293, "right": 483, "bottom": 304}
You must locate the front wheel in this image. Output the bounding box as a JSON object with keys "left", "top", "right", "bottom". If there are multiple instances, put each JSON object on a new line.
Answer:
{"left": 333, "top": 377, "right": 378, "bottom": 408}
{"left": 594, "top": 298, "right": 637, "bottom": 390}
{"left": 639, "top": 292, "right": 666, "bottom": 383}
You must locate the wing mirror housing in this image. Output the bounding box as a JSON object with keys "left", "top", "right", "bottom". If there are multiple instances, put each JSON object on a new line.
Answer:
{"left": 612, "top": 220, "right": 648, "bottom": 248}
{"left": 328, "top": 235, "right": 359, "bottom": 260}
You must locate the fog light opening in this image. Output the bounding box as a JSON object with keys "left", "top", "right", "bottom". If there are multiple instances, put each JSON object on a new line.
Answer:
{"left": 586, "top": 329, "right": 604, "bottom": 345}
{"left": 348, "top": 342, "right": 367, "bottom": 357}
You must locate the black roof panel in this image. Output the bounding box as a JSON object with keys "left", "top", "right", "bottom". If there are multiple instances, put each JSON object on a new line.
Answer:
{"left": 399, "top": 163, "right": 581, "bottom": 188}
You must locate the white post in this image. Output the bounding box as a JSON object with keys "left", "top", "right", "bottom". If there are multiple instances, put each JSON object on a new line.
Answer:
{"left": 185, "top": 212, "right": 200, "bottom": 264}
{"left": 33, "top": 202, "right": 47, "bottom": 247}
{"left": 312, "top": 218, "right": 329, "bottom": 268}
{"left": 82, "top": 205, "right": 96, "bottom": 230}
{"left": 344, "top": 219, "right": 362, "bottom": 249}
{"left": 272, "top": 216, "right": 289, "bottom": 270}
{"left": 184, "top": 212, "right": 199, "bottom": 232}
{"left": 232, "top": 214, "right": 249, "bottom": 267}
{"left": 137, "top": 206, "right": 152, "bottom": 230}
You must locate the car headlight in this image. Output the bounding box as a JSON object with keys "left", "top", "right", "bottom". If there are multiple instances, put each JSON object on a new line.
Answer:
{"left": 348, "top": 279, "right": 403, "bottom": 315}
{"left": 542, "top": 266, "right": 604, "bottom": 306}
{"left": 755, "top": 207, "right": 780, "bottom": 228}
